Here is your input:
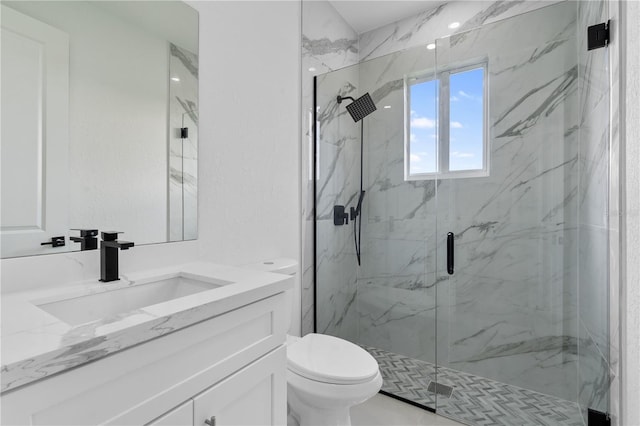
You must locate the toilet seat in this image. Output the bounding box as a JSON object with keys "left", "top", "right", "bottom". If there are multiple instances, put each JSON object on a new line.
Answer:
{"left": 287, "top": 333, "right": 379, "bottom": 385}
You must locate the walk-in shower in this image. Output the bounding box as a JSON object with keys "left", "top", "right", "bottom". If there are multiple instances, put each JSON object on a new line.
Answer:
{"left": 312, "top": 2, "right": 612, "bottom": 425}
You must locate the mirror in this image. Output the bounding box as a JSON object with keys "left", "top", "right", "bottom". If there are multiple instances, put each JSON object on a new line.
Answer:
{"left": 1, "top": 1, "right": 199, "bottom": 258}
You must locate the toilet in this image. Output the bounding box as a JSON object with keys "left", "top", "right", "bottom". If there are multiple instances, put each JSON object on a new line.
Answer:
{"left": 246, "top": 259, "right": 382, "bottom": 426}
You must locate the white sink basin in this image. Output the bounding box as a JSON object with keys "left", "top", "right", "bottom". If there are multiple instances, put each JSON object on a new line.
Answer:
{"left": 36, "top": 274, "right": 231, "bottom": 326}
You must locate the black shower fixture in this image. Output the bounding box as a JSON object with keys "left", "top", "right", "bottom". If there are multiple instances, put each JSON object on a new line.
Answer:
{"left": 334, "top": 92, "right": 377, "bottom": 266}
{"left": 337, "top": 93, "right": 377, "bottom": 122}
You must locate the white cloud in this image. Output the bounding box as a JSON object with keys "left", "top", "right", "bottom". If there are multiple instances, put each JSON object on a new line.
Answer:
{"left": 451, "top": 96, "right": 460, "bottom": 102}
{"left": 450, "top": 121, "right": 463, "bottom": 128}
{"left": 410, "top": 154, "right": 421, "bottom": 162}
{"left": 410, "top": 133, "right": 417, "bottom": 142}
{"left": 458, "top": 90, "right": 482, "bottom": 102}
{"left": 411, "top": 116, "right": 436, "bottom": 129}
{"left": 451, "top": 151, "right": 474, "bottom": 158}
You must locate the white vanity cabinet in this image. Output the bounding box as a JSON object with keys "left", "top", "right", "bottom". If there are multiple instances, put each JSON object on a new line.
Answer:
{"left": 193, "top": 345, "right": 285, "bottom": 426}
{"left": 148, "top": 400, "right": 194, "bottom": 426}
{"left": 1, "top": 292, "right": 287, "bottom": 426}
{"left": 148, "top": 347, "right": 286, "bottom": 426}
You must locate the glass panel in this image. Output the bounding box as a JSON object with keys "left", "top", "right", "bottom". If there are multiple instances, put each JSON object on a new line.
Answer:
{"left": 434, "top": 2, "right": 609, "bottom": 424}
{"left": 409, "top": 79, "right": 438, "bottom": 174}
{"left": 314, "top": 61, "right": 362, "bottom": 344}
{"left": 577, "top": 0, "right": 611, "bottom": 420}
{"left": 449, "top": 67, "right": 484, "bottom": 171}
{"left": 314, "top": 45, "right": 439, "bottom": 411}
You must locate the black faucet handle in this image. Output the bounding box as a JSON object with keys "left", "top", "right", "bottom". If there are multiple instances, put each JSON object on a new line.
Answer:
{"left": 71, "top": 229, "right": 99, "bottom": 237}
{"left": 101, "top": 231, "right": 123, "bottom": 241}
{"left": 71, "top": 229, "right": 98, "bottom": 251}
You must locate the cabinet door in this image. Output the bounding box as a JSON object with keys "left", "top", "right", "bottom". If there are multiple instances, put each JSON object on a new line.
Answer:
{"left": 147, "top": 400, "right": 193, "bottom": 426}
{"left": 193, "top": 346, "right": 286, "bottom": 426}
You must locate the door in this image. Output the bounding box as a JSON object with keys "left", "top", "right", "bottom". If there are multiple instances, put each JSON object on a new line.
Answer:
{"left": 193, "top": 347, "right": 286, "bottom": 426}
{"left": 434, "top": 2, "right": 610, "bottom": 424}
{"left": 1, "top": 5, "right": 69, "bottom": 257}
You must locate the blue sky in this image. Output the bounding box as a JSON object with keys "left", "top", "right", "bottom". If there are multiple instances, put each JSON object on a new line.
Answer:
{"left": 410, "top": 67, "right": 484, "bottom": 175}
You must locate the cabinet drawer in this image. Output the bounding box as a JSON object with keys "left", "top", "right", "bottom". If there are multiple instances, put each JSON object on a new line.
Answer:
{"left": 193, "top": 346, "right": 286, "bottom": 426}
{"left": 147, "top": 399, "right": 193, "bottom": 426}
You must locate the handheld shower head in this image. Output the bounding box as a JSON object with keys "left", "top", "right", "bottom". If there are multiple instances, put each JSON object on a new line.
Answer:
{"left": 337, "top": 93, "right": 377, "bottom": 122}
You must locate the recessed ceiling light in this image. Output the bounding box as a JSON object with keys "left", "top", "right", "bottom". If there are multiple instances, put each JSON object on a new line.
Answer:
{"left": 308, "top": 67, "right": 316, "bottom": 72}
{"left": 448, "top": 22, "right": 460, "bottom": 29}
{"left": 384, "top": 105, "right": 391, "bottom": 109}
{"left": 426, "top": 43, "right": 436, "bottom": 50}
{"left": 171, "top": 77, "right": 180, "bottom": 82}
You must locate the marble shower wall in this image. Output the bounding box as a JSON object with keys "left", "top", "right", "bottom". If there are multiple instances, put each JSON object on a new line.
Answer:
{"left": 169, "top": 43, "right": 198, "bottom": 241}
{"left": 301, "top": 1, "right": 359, "bottom": 335}
{"left": 305, "top": 0, "right": 615, "bottom": 416}
{"left": 351, "top": 2, "right": 580, "bottom": 402}
{"left": 304, "top": 0, "right": 569, "bottom": 337}
{"left": 358, "top": 0, "right": 561, "bottom": 62}
{"left": 576, "top": 0, "right": 612, "bottom": 421}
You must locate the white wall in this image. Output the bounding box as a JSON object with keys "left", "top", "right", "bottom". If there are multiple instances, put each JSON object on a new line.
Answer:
{"left": 188, "top": 0, "right": 301, "bottom": 335}
{"left": 621, "top": 0, "right": 640, "bottom": 423}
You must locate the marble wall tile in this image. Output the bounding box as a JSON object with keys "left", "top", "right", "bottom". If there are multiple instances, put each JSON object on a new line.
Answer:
{"left": 301, "top": 0, "right": 359, "bottom": 335}
{"left": 356, "top": 284, "right": 436, "bottom": 363}
{"left": 579, "top": 225, "right": 610, "bottom": 361}
{"left": 315, "top": 218, "right": 359, "bottom": 340}
{"left": 359, "top": 1, "right": 562, "bottom": 62}
{"left": 313, "top": 60, "right": 362, "bottom": 339}
{"left": 578, "top": 321, "right": 611, "bottom": 419}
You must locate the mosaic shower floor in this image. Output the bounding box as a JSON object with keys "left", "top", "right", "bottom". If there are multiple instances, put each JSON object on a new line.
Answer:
{"left": 360, "top": 345, "right": 584, "bottom": 426}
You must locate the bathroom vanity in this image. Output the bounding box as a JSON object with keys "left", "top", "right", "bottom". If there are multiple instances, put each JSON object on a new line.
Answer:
{"left": 0, "top": 263, "right": 291, "bottom": 425}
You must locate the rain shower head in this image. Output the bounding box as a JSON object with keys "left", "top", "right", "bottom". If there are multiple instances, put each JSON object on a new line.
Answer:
{"left": 337, "top": 93, "right": 377, "bottom": 122}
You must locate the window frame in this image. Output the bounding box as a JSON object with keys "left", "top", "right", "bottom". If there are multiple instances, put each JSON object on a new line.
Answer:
{"left": 404, "top": 59, "right": 489, "bottom": 181}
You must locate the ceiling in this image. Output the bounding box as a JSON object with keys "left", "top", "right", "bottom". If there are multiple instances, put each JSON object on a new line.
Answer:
{"left": 328, "top": 1, "right": 449, "bottom": 34}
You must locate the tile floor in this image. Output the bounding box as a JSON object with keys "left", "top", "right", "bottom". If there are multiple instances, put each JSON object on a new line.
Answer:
{"left": 361, "top": 345, "right": 583, "bottom": 426}
{"left": 351, "top": 393, "right": 464, "bottom": 426}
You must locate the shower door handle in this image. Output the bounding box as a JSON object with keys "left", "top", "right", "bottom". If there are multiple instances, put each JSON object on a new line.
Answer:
{"left": 447, "top": 232, "right": 454, "bottom": 275}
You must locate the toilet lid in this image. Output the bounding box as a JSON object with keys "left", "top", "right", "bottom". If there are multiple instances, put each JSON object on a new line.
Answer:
{"left": 287, "top": 334, "right": 379, "bottom": 385}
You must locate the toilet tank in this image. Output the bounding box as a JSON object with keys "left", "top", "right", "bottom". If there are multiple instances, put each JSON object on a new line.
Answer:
{"left": 244, "top": 258, "right": 298, "bottom": 335}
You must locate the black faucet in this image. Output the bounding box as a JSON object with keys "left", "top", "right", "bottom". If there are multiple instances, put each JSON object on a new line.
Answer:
{"left": 100, "top": 231, "right": 134, "bottom": 282}
{"left": 70, "top": 229, "right": 99, "bottom": 251}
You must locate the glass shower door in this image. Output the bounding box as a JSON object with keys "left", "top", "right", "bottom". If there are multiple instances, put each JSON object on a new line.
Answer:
{"left": 433, "top": 3, "right": 610, "bottom": 425}
{"left": 314, "top": 39, "right": 441, "bottom": 412}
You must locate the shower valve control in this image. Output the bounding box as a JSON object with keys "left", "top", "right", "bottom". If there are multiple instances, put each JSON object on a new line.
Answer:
{"left": 333, "top": 205, "right": 349, "bottom": 226}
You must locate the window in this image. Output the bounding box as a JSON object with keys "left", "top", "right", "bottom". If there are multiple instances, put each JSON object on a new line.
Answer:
{"left": 404, "top": 63, "right": 488, "bottom": 180}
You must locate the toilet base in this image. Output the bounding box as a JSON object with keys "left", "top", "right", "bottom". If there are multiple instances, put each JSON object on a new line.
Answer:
{"left": 288, "top": 389, "right": 352, "bottom": 426}
{"left": 286, "top": 370, "right": 382, "bottom": 426}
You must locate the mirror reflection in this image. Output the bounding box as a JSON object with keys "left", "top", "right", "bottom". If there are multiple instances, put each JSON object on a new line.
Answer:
{"left": 1, "top": 1, "right": 199, "bottom": 258}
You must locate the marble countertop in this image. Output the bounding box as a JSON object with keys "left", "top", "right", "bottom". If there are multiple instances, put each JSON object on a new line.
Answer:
{"left": 0, "top": 262, "right": 292, "bottom": 394}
